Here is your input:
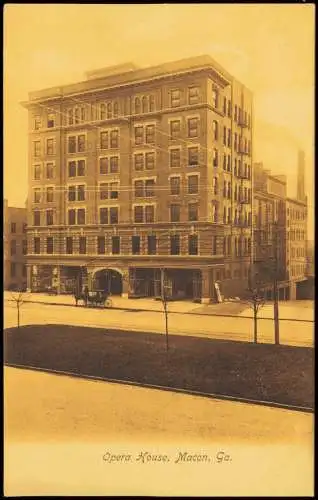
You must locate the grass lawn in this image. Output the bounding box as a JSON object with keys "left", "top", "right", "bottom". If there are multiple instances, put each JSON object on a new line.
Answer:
{"left": 4, "top": 325, "right": 314, "bottom": 409}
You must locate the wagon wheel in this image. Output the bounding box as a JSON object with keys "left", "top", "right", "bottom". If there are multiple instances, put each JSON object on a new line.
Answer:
{"left": 104, "top": 298, "right": 113, "bottom": 308}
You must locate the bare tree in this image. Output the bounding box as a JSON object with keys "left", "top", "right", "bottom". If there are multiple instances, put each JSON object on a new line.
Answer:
{"left": 10, "top": 290, "right": 29, "bottom": 328}
{"left": 243, "top": 286, "right": 266, "bottom": 343}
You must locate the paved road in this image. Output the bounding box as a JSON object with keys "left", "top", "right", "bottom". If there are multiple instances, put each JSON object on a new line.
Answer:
{"left": 4, "top": 301, "right": 314, "bottom": 347}
{"left": 4, "top": 367, "right": 314, "bottom": 496}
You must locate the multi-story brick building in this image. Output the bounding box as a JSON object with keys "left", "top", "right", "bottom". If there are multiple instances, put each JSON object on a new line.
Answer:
{"left": 21, "top": 55, "right": 253, "bottom": 302}
{"left": 4, "top": 199, "right": 28, "bottom": 291}
{"left": 253, "top": 150, "right": 308, "bottom": 300}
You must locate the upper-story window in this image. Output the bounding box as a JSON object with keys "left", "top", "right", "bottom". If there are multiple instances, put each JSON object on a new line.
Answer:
{"left": 113, "top": 101, "right": 119, "bottom": 118}
{"left": 99, "top": 156, "right": 119, "bottom": 174}
{"left": 134, "top": 124, "right": 155, "bottom": 145}
{"left": 234, "top": 105, "right": 238, "bottom": 121}
{"left": 68, "top": 159, "right": 86, "bottom": 177}
{"left": 34, "top": 115, "right": 41, "bottom": 130}
{"left": 212, "top": 120, "right": 218, "bottom": 141}
{"left": 188, "top": 174, "right": 199, "bottom": 194}
{"left": 149, "top": 95, "right": 155, "bottom": 112}
{"left": 68, "top": 106, "right": 86, "bottom": 125}
{"left": 212, "top": 88, "right": 218, "bottom": 109}
{"left": 170, "top": 120, "right": 181, "bottom": 139}
{"left": 68, "top": 134, "right": 86, "bottom": 154}
{"left": 188, "top": 146, "right": 199, "bottom": 167}
{"left": 188, "top": 86, "right": 200, "bottom": 105}
{"left": 46, "top": 187, "right": 54, "bottom": 203}
{"left": 34, "top": 188, "right": 41, "bottom": 204}
{"left": 33, "top": 141, "right": 41, "bottom": 157}
{"left": 100, "top": 103, "right": 106, "bottom": 121}
{"left": 170, "top": 176, "right": 181, "bottom": 195}
{"left": 107, "top": 103, "right": 112, "bottom": 119}
{"left": 171, "top": 89, "right": 181, "bottom": 108}
{"left": 134, "top": 97, "right": 141, "bottom": 114}
{"left": 223, "top": 97, "right": 227, "bottom": 114}
{"left": 227, "top": 100, "right": 232, "bottom": 118}
{"left": 46, "top": 138, "right": 55, "bottom": 156}
{"left": 170, "top": 148, "right": 181, "bottom": 168}
{"left": 145, "top": 124, "right": 155, "bottom": 144}
{"left": 213, "top": 148, "right": 218, "bottom": 167}
{"left": 34, "top": 164, "right": 41, "bottom": 180}
{"left": 188, "top": 117, "right": 199, "bottom": 138}
{"left": 47, "top": 113, "right": 55, "bottom": 128}
{"left": 142, "top": 96, "right": 148, "bottom": 114}
{"left": 46, "top": 162, "right": 55, "bottom": 179}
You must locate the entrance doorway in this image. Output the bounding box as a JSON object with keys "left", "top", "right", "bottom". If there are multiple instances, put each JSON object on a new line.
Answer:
{"left": 93, "top": 269, "right": 123, "bottom": 295}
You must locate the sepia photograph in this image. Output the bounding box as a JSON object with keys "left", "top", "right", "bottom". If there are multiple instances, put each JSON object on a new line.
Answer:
{"left": 3, "top": 3, "right": 314, "bottom": 496}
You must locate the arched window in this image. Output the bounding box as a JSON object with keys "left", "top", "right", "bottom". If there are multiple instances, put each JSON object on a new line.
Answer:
{"left": 100, "top": 103, "right": 106, "bottom": 121}
{"left": 74, "top": 107, "right": 80, "bottom": 124}
{"left": 107, "top": 102, "right": 112, "bottom": 119}
{"left": 135, "top": 97, "right": 141, "bottom": 114}
{"left": 213, "top": 149, "right": 218, "bottom": 167}
{"left": 149, "top": 95, "right": 155, "bottom": 112}
{"left": 142, "top": 96, "right": 148, "bottom": 114}
{"left": 113, "top": 101, "right": 119, "bottom": 118}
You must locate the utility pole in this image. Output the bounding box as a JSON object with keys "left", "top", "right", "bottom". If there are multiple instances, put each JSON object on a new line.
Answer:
{"left": 273, "top": 222, "right": 280, "bottom": 344}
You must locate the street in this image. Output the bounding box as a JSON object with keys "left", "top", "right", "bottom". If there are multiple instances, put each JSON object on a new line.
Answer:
{"left": 4, "top": 366, "right": 314, "bottom": 496}
{"left": 4, "top": 300, "right": 314, "bottom": 347}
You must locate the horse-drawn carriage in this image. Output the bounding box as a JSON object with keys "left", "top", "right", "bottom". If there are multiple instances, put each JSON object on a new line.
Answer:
{"left": 74, "top": 287, "right": 113, "bottom": 308}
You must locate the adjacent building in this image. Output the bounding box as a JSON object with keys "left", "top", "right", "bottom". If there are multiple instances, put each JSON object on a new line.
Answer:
{"left": 21, "top": 55, "right": 253, "bottom": 301}
{"left": 4, "top": 199, "right": 28, "bottom": 291}
{"left": 253, "top": 150, "right": 308, "bottom": 300}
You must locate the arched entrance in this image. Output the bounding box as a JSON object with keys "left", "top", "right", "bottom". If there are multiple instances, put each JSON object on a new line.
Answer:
{"left": 93, "top": 268, "right": 123, "bottom": 295}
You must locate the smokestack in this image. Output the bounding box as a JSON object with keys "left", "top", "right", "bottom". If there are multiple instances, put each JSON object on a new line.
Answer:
{"left": 297, "top": 150, "right": 306, "bottom": 201}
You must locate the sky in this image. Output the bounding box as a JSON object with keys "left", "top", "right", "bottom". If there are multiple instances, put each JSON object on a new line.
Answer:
{"left": 4, "top": 4, "right": 315, "bottom": 237}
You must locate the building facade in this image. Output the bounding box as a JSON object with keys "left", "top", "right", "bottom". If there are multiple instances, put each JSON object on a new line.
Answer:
{"left": 253, "top": 153, "right": 308, "bottom": 300}
{"left": 22, "top": 55, "right": 253, "bottom": 302}
{"left": 4, "top": 199, "right": 28, "bottom": 291}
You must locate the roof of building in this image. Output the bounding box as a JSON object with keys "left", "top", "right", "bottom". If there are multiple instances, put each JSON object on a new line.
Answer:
{"left": 22, "top": 54, "right": 252, "bottom": 105}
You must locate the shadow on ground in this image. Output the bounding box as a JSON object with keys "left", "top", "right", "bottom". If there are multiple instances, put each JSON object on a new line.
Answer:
{"left": 4, "top": 325, "right": 314, "bottom": 410}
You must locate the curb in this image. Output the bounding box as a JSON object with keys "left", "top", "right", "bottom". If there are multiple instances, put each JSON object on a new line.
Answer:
{"left": 4, "top": 298, "right": 314, "bottom": 322}
{"left": 5, "top": 362, "right": 314, "bottom": 414}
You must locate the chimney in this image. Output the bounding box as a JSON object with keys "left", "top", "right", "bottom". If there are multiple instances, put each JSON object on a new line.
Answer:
{"left": 297, "top": 150, "right": 306, "bottom": 201}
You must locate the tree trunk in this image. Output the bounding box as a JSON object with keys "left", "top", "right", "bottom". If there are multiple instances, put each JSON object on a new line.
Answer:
{"left": 253, "top": 309, "right": 257, "bottom": 344}
{"left": 17, "top": 303, "right": 20, "bottom": 329}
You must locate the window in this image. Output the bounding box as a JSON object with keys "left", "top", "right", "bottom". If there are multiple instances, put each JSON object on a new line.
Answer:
{"left": 46, "top": 237, "right": 54, "bottom": 254}
{"left": 107, "top": 103, "right": 112, "bottom": 119}
{"left": 34, "top": 237, "right": 40, "bottom": 254}
{"left": 188, "top": 234, "right": 198, "bottom": 255}
{"left": 100, "top": 131, "right": 109, "bottom": 149}
{"left": 78, "top": 135, "right": 85, "bottom": 152}
{"left": 134, "top": 206, "right": 143, "bottom": 223}
{"left": 227, "top": 129, "right": 231, "bottom": 148}
{"left": 79, "top": 237, "right": 86, "bottom": 254}
{"left": 213, "top": 176, "right": 218, "bottom": 195}
{"left": 212, "top": 236, "right": 217, "bottom": 255}
{"left": 34, "top": 141, "right": 41, "bottom": 157}
{"left": 66, "top": 237, "right": 73, "bottom": 254}
{"left": 34, "top": 189, "right": 41, "bottom": 203}
{"left": 170, "top": 120, "right": 181, "bottom": 139}
{"left": 77, "top": 208, "right": 86, "bottom": 224}
{"left": 110, "top": 182, "right": 119, "bottom": 199}
{"left": 188, "top": 175, "right": 199, "bottom": 194}
{"left": 170, "top": 176, "right": 180, "bottom": 195}
{"left": 23, "top": 223, "right": 27, "bottom": 233}
{"left": 46, "top": 138, "right": 54, "bottom": 155}
{"left": 227, "top": 100, "right": 232, "bottom": 118}
{"left": 145, "top": 152, "right": 155, "bottom": 170}
{"left": 170, "top": 148, "right": 181, "bottom": 168}
{"left": 223, "top": 154, "right": 227, "bottom": 171}
{"left": 188, "top": 117, "right": 199, "bottom": 138}
{"left": 145, "top": 205, "right": 154, "bottom": 222}
{"left": 134, "top": 180, "right": 144, "bottom": 197}
{"left": 134, "top": 153, "right": 144, "bottom": 171}
{"left": 171, "top": 89, "right": 181, "bottom": 108}
{"left": 170, "top": 204, "right": 180, "bottom": 222}
{"left": 188, "top": 86, "right": 200, "bottom": 105}
{"left": 97, "top": 236, "right": 106, "bottom": 254}
{"left": 170, "top": 235, "right": 180, "bottom": 255}
{"left": 113, "top": 102, "right": 119, "bottom": 117}
{"left": 46, "top": 209, "right": 54, "bottom": 226}
{"left": 227, "top": 155, "right": 231, "bottom": 172}
{"left": 145, "top": 179, "right": 155, "bottom": 197}
{"left": 212, "top": 88, "right": 218, "bottom": 108}
{"left": 112, "top": 236, "right": 120, "bottom": 255}
{"left": 11, "top": 222, "right": 16, "bottom": 233}
{"left": 145, "top": 124, "right": 155, "bottom": 144}
{"left": 223, "top": 97, "right": 227, "bottom": 114}
{"left": 10, "top": 240, "right": 16, "bottom": 255}
{"left": 46, "top": 187, "right": 54, "bottom": 203}
{"left": 149, "top": 95, "right": 155, "bottom": 112}
{"left": 135, "top": 126, "right": 143, "bottom": 145}
{"left": 142, "top": 96, "right": 148, "bottom": 114}
{"left": 22, "top": 240, "right": 27, "bottom": 255}
{"left": 188, "top": 202, "right": 198, "bottom": 221}
{"left": 68, "top": 136, "right": 76, "bottom": 153}
{"left": 11, "top": 262, "right": 16, "bottom": 277}
{"left": 212, "top": 203, "right": 218, "bottom": 222}
{"left": 109, "top": 207, "right": 119, "bottom": 224}
{"left": 34, "top": 116, "right": 41, "bottom": 130}
{"left": 132, "top": 235, "right": 141, "bottom": 255}
{"left": 34, "top": 164, "right": 41, "bottom": 180}
{"left": 212, "top": 120, "right": 218, "bottom": 141}
{"left": 188, "top": 147, "right": 199, "bottom": 167}
{"left": 100, "top": 207, "right": 108, "bottom": 224}
{"left": 227, "top": 182, "right": 231, "bottom": 199}
{"left": 33, "top": 211, "right": 40, "bottom": 226}
{"left": 110, "top": 130, "right": 119, "bottom": 148}
{"left": 67, "top": 159, "right": 85, "bottom": 177}
{"left": 134, "top": 97, "right": 141, "bottom": 114}
{"left": 47, "top": 113, "right": 55, "bottom": 128}
{"left": 100, "top": 103, "right": 106, "bottom": 121}
{"left": 234, "top": 105, "right": 238, "bottom": 121}
{"left": 213, "top": 148, "right": 218, "bottom": 167}
{"left": 78, "top": 160, "right": 85, "bottom": 176}
{"left": 68, "top": 185, "right": 76, "bottom": 202}
{"left": 68, "top": 161, "right": 77, "bottom": 177}
{"left": 68, "top": 185, "right": 85, "bottom": 201}
{"left": 147, "top": 235, "right": 157, "bottom": 255}
{"left": 46, "top": 162, "right": 54, "bottom": 179}
{"left": 68, "top": 209, "right": 76, "bottom": 225}
{"left": 223, "top": 126, "right": 227, "bottom": 146}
